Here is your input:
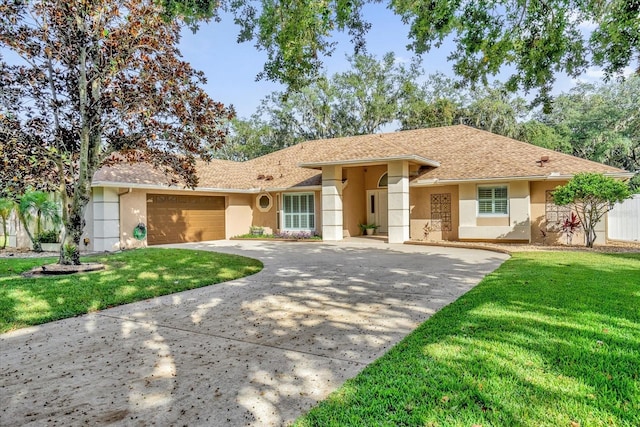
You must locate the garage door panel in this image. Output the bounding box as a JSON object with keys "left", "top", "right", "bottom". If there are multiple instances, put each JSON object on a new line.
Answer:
{"left": 147, "top": 194, "right": 226, "bottom": 245}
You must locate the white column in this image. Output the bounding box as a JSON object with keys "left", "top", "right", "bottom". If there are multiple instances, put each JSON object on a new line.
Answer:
{"left": 387, "top": 161, "right": 409, "bottom": 243}
{"left": 322, "top": 165, "right": 343, "bottom": 241}
{"left": 91, "top": 187, "right": 120, "bottom": 251}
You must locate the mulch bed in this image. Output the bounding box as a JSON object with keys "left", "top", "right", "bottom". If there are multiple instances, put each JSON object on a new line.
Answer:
{"left": 21, "top": 263, "right": 106, "bottom": 277}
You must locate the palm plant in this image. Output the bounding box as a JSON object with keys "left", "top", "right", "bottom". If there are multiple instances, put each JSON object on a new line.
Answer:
{"left": 18, "top": 191, "right": 61, "bottom": 251}
{"left": 0, "top": 198, "right": 15, "bottom": 249}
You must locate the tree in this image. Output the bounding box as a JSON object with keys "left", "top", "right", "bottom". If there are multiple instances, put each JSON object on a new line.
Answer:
{"left": 537, "top": 76, "right": 640, "bottom": 190}
{"left": 164, "top": 0, "right": 638, "bottom": 102}
{"left": 0, "top": 116, "right": 60, "bottom": 200}
{"left": 0, "top": 198, "right": 14, "bottom": 250}
{"left": 331, "top": 52, "right": 421, "bottom": 135}
{"left": 1, "top": 0, "right": 233, "bottom": 264}
{"left": 218, "top": 52, "right": 421, "bottom": 160}
{"left": 517, "top": 121, "right": 572, "bottom": 153}
{"left": 460, "top": 85, "right": 528, "bottom": 138}
{"left": 17, "top": 191, "right": 61, "bottom": 252}
{"left": 553, "top": 173, "right": 632, "bottom": 248}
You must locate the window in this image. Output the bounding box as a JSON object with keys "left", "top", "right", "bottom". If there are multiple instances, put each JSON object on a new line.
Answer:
{"left": 282, "top": 193, "right": 315, "bottom": 231}
{"left": 256, "top": 193, "right": 272, "bottom": 212}
{"left": 478, "top": 186, "right": 508, "bottom": 215}
{"left": 378, "top": 172, "right": 388, "bottom": 188}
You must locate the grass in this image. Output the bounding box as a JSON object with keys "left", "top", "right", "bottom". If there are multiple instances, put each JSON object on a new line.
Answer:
{"left": 0, "top": 248, "right": 262, "bottom": 333}
{"left": 295, "top": 252, "right": 640, "bottom": 427}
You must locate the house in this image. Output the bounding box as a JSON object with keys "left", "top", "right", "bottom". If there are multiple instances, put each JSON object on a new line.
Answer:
{"left": 85, "top": 125, "right": 632, "bottom": 251}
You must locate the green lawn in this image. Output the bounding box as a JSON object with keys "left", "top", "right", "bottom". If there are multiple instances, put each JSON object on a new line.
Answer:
{"left": 0, "top": 248, "right": 262, "bottom": 333}
{"left": 295, "top": 252, "right": 640, "bottom": 427}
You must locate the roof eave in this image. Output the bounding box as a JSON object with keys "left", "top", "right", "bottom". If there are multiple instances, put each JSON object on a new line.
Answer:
{"left": 298, "top": 155, "right": 440, "bottom": 169}
{"left": 412, "top": 171, "right": 634, "bottom": 186}
{"left": 91, "top": 181, "right": 262, "bottom": 194}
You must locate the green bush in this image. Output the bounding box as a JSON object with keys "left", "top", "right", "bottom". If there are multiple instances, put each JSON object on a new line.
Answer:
{"left": 36, "top": 230, "right": 60, "bottom": 243}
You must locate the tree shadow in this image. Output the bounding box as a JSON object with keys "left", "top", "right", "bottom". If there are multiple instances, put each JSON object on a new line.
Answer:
{"left": 0, "top": 242, "right": 508, "bottom": 425}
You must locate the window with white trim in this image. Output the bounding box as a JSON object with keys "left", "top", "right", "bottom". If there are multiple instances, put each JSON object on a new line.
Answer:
{"left": 478, "top": 186, "right": 508, "bottom": 215}
{"left": 282, "top": 193, "right": 315, "bottom": 231}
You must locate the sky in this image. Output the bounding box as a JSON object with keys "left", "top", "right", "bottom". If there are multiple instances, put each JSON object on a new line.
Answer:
{"left": 176, "top": 2, "right": 608, "bottom": 120}
{"left": 1, "top": 3, "right": 626, "bottom": 121}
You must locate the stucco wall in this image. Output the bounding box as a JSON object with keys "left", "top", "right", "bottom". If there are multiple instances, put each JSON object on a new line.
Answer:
{"left": 363, "top": 165, "right": 387, "bottom": 190}
{"left": 458, "top": 181, "right": 531, "bottom": 242}
{"left": 409, "top": 185, "right": 459, "bottom": 241}
{"left": 529, "top": 180, "right": 606, "bottom": 245}
{"left": 250, "top": 192, "right": 277, "bottom": 235}
{"left": 342, "top": 167, "right": 366, "bottom": 237}
{"left": 228, "top": 194, "right": 254, "bottom": 237}
{"left": 119, "top": 189, "right": 147, "bottom": 249}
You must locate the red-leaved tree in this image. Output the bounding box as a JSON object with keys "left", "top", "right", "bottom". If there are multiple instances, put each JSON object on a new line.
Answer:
{"left": 0, "top": 0, "right": 233, "bottom": 264}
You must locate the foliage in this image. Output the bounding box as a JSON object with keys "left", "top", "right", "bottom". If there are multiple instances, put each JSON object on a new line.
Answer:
{"left": 358, "top": 223, "right": 379, "bottom": 231}
{"left": 517, "top": 120, "right": 572, "bottom": 153}
{"left": 163, "top": 0, "right": 637, "bottom": 104}
{"left": 0, "top": 248, "right": 263, "bottom": 333}
{"left": 233, "top": 231, "right": 321, "bottom": 240}
{"left": 535, "top": 76, "right": 640, "bottom": 190}
{"left": 0, "top": 116, "right": 60, "bottom": 200}
{"left": 249, "top": 225, "right": 264, "bottom": 235}
{"left": 36, "top": 230, "right": 61, "bottom": 244}
{"left": 0, "top": 0, "right": 233, "bottom": 264}
{"left": 17, "top": 191, "right": 61, "bottom": 252}
{"left": 295, "top": 251, "right": 640, "bottom": 426}
{"left": 560, "top": 212, "right": 581, "bottom": 245}
{"left": 553, "top": 173, "right": 632, "bottom": 247}
{"left": 217, "top": 52, "right": 419, "bottom": 160}
{"left": 0, "top": 198, "right": 14, "bottom": 249}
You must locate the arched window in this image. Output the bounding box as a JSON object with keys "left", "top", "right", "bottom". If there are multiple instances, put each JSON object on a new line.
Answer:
{"left": 377, "top": 172, "right": 388, "bottom": 188}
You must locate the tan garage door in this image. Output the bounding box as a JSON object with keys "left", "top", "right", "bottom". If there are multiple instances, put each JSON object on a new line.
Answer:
{"left": 147, "top": 194, "right": 225, "bottom": 245}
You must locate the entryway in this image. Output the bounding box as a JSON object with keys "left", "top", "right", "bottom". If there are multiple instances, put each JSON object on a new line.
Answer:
{"left": 366, "top": 189, "right": 388, "bottom": 233}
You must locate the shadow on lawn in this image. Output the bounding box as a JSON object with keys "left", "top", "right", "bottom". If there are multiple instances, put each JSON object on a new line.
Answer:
{"left": 298, "top": 252, "right": 639, "bottom": 426}
{"left": 0, "top": 242, "right": 508, "bottom": 426}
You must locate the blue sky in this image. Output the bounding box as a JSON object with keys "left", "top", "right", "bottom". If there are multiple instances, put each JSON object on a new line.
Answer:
{"left": 2, "top": 3, "right": 621, "bottom": 121}
{"left": 177, "top": 2, "right": 602, "bottom": 119}
{"left": 178, "top": 3, "right": 429, "bottom": 118}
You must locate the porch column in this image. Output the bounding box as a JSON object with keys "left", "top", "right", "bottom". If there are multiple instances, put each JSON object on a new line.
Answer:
{"left": 387, "top": 161, "right": 409, "bottom": 243}
{"left": 321, "top": 165, "right": 343, "bottom": 241}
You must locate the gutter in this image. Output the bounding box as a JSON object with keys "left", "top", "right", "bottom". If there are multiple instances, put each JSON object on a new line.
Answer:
{"left": 91, "top": 181, "right": 263, "bottom": 194}
{"left": 412, "top": 171, "right": 635, "bottom": 186}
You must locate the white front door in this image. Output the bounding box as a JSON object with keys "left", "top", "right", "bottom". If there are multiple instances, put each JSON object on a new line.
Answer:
{"left": 366, "top": 190, "right": 388, "bottom": 233}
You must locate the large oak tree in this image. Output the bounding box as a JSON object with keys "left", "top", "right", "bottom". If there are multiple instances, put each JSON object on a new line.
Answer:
{"left": 165, "top": 0, "right": 638, "bottom": 102}
{"left": 1, "top": 0, "right": 232, "bottom": 264}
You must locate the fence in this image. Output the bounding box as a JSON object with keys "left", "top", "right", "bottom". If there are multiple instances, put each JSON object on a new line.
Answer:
{"left": 608, "top": 194, "right": 640, "bottom": 242}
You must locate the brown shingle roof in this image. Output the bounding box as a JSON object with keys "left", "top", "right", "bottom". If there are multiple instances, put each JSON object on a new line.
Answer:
{"left": 92, "top": 125, "right": 629, "bottom": 190}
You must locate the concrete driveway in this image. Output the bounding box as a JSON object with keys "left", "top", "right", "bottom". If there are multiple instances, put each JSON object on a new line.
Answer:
{"left": 1, "top": 239, "right": 508, "bottom": 426}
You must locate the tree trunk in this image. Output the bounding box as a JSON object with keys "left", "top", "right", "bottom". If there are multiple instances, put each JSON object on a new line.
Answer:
{"left": 1, "top": 219, "right": 7, "bottom": 249}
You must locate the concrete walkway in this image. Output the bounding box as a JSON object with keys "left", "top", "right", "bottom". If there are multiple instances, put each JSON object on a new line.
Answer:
{"left": 1, "top": 239, "right": 508, "bottom": 426}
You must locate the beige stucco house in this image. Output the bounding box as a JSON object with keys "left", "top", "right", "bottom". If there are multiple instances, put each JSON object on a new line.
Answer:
{"left": 85, "top": 125, "right": 632, "bottom": 251}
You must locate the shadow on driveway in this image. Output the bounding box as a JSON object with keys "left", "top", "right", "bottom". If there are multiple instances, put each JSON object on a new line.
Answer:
{"left": 1, "top": 240, "right": 508, "bottom": 426}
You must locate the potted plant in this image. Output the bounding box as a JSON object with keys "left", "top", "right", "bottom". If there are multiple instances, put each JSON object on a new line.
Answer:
{"left": 359, "top": 223, "right": 379, "bottom": 236}
{"left": 249, "top": 226, "right": 264, "bottom": 236}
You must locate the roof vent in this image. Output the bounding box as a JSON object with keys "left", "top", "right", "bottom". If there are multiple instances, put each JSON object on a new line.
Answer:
{"left": 257, "top": 174, "right": 265, "bottom": 180}
{"left": 536, "top": 155, "right": 550, "bottom": 167}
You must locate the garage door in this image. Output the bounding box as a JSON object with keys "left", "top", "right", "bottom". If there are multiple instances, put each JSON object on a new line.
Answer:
{"left": 147, "top": 194, "right": 225, "bottom": 245}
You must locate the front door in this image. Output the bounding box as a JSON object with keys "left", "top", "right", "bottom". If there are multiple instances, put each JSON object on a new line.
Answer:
{"left": 366, "top": 190, "right": 388, "bottom": 233}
